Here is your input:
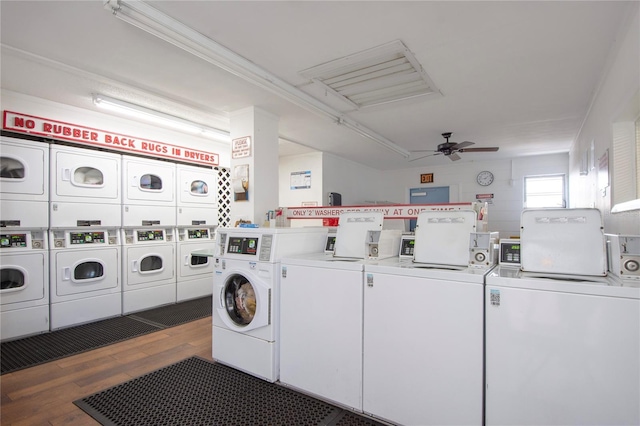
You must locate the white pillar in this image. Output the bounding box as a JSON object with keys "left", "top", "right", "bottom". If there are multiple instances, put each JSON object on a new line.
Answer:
{"left": 229, "top": 106, "right": 279, "bottom": 225}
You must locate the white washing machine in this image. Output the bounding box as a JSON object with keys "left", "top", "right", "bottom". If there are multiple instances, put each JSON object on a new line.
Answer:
{"left": 362, "top": 260, "right": 487, "bottom": 425}
{"left": 279, "top": 212, "right": 386, "bottom": 410}
{"left": 49, "top": 228, "right": 121, "bottom": 330}
{"left": 0, "top": 229, "right": 50, "bottom": 341}
{"left": 485, "top": 208, "right": 640, "bottom": 425}
{"left": 176, "top": 226, "right": 216, "bottom": 301}
{"left": 485, "top": 267, "right": 639, "bottom": 426}
{"left": 122, "top": 155, "right": 176, "bottom": 227}
{"left": 176, "top": 163, "right": 217, "bottom": 227}
{"left": 0, "top": 137, "right": 49, "bottom": 228}
{"left": 121, "top": 227, "right": 176, "bottom": 314}
{"left": 50, "top": 144, "right": 122, "bottom": 228}
{"left": 213, "top": 226, "right": 328, "bottom": 383}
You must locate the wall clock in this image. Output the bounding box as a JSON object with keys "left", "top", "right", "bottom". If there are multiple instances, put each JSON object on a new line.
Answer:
{"left": 476, "top": 171, "right": 494, "bottom": 186}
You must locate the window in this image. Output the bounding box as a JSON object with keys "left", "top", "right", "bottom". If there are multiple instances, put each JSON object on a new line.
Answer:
{"left": 524, "top": 175, "right": 566, "bottom": 208}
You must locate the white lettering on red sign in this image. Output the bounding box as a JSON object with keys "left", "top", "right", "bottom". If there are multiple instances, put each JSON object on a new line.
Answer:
{"left": 3, "top": 111, "right": 219, "bottom": 166}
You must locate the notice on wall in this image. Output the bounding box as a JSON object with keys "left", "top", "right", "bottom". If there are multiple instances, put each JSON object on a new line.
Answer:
{"left": 3, "top": 110, "right": 219, "bottom": 166}
{"left": 290, "top": 170, "right": 311, "bottom": 190}
{"left": 232, "top": 136, "right": 251, "bottom": 159}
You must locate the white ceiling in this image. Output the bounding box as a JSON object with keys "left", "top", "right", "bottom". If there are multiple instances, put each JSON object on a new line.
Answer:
{"left": 0, "top": 1, "right": 633, "bottom": 170}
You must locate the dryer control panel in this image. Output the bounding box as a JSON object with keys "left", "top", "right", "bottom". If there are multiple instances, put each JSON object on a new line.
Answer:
{"left": 188, "top": 229, "right": 209, "bottom": 239}
{"left": 137, "top": 230, "right": 165, "bottom": 241}
{"left": 70, "top": 231, "right": 105, "bottom": 245}
{"left": 1, "top": 233, "right": 27, "bottom": 248}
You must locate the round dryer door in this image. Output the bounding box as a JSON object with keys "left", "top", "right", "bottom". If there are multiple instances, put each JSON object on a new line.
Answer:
{"left": 219, "top": 273, "right": 269, "bottom": 331}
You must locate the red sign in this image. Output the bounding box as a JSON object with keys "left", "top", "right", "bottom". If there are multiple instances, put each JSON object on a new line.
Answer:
{"left": 3, "top": 111, "right": 219, "bottom": 166}
{"left": 286, "top": 202, "right": 482, "bottom": 220}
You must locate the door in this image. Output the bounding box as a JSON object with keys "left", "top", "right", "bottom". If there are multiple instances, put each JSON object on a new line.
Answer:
{"left": 176, "top": 164, "right": 217, "bottom": 206}
{"left": 124, "top": 244, "right": 175, "bottom": 287}
{"left": 52, "top": 248, "right": 119, "bottom": 298}
{"left": 50, "top": 145, "right": 121, "bottom": 202}
{"left": 123, "top": 156, "right": 175, "bottom": 204}
{"left": 0, "top": 253, "right": 47, "bottom": 305}
{"left": 215, "top": 269, "right": 269, "bottom": 332}
{"left": 0, "top": 138, "right": 48, "bottom": 201}
{"left": 408, "top": 186, "right": 449, "bottom": 231}
{"left": 178, "top": 241, "right": 214, "bottom": 279}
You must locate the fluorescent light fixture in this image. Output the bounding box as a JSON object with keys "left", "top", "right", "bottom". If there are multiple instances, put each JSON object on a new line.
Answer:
{"left": 338, "top": 118, "right": 410, "bottom": 157}
{"left": 92, "top": 94, "right": 231, "bottom": 142}
{"left": 104, "top": 0, "right": 409, "bottom": 158}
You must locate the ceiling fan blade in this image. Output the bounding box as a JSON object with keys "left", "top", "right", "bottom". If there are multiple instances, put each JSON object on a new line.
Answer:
{"left": 452, "top": 141, "right": 475, "bottom": 150}
{"left": 408, "top": 153, "right": 440, "bottom": 162}
{"left": 459, "top": 147, "right": 499, "bottom": 153}
{"left": 448, "top": 152, "right": 462, "bottom": 161}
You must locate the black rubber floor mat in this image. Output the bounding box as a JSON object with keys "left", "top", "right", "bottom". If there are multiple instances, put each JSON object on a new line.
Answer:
{"left": 128, "top": 296, "right": 212, "bottom": 328}
{"left": 0, "top": 316, "right": 161, "bottom": 375}
{"left": 74, "top": 356, "right": 389, "bottom": 426}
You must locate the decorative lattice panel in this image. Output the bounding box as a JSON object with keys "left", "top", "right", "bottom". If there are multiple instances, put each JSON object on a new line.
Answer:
{"left": 216, "top": 166, "right": 231, "bottom": 228}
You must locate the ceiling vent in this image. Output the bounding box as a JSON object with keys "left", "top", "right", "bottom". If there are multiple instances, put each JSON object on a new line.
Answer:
{"left": 300, "top": 40, "right": 440, "bottom": 109}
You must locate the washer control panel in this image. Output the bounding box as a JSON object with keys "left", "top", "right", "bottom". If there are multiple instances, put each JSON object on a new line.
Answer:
{"left": 499, "top": 238, "right": 521, "bottom": 266}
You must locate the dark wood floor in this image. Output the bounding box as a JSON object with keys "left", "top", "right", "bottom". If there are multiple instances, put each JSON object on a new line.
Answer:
{"left": 0, "top": 316, "right": 212, "bottom": 425}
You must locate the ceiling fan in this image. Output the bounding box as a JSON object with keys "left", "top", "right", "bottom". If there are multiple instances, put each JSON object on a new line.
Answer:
{"left": 409, "top": 132, "right": 499, "bottom": 162}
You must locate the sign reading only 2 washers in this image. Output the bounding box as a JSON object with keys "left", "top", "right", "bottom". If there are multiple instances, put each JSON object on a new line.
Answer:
{"left": 232, "top": 136, "right": 252, "bottom": 159}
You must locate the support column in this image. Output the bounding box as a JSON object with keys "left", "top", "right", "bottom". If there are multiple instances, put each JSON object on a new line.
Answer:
{"left": 229, "top": 106, "right": 279, "bottom": 225}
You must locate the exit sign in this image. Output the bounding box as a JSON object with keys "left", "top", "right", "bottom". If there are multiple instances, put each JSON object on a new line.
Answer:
{"left": 420, "top": 173, "right": 434, "bottom": 183}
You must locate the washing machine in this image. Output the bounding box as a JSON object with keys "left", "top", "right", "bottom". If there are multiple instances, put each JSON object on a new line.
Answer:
{"left": 485, "top": 208, "right": 640, "bottom": 426}
{"left": 50, "top": 144, "right": 122, "bottom": 228}
{"left": 49, "top": 228, "right": 121, "bottom": 329}
{"left": 176, "top": 226, "right": 216, "bottom": 301}
{"left": 176, "top": 163, "right": 217, "bottom": 227}
{"left": 122, "top": 155, "right": 176, "bottom": 227}
{"left": 0, "top": 229, "right": 50, "bottom": 340}
{"left": 213, "top": 226, "right": 328, "bottom": 383}
{"left": 121, "top": 227, "right": 176, "bottom": 314}
{"left": 279, "top": 212, "right": 389, "bottom": 411}
{"left": 356, "top": 210, "right": 490, "bottom": 425}
{"left": 0, "top": 137, "right": 49, "bottom": 228}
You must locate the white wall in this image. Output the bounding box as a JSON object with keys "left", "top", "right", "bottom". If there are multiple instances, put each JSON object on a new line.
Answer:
{"left": 1, "top": 90, "right": 231, "bottom": 166}
{"left": 279, "top": 151, "right": 324, "bottom": 207}
{"left": 321, "top": 152, "right": 383, "bottom": 206}
{"left": 569, "top": 3, "right": 639, "bottom": 235}
{"left": 378, "top": 154, "right": 569, "bottom": 237}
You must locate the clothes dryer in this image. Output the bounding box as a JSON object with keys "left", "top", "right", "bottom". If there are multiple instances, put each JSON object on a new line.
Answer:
{"left": 0, "top": 137, "right": 49, "bottom": 228}
{"left": 122, "top": 155, "right": 176, "bottom": 227}
{"left": 121, "top": 227, "right": 176, "bottom": 313}
{"left": 0, "top": 229, "right": 49, "bottom": 340}
{"left": 176, "top": 163, "right": 217, "bottom": 227}
{"left": 176, "top": 226, "right": 216, "bottom": 301}
{"left": 49, "top": 144, "right": 121, "bottom": 228}
{"left": 49, "top": 228, "right": 121, "bottom": 329}
{"left": 213, "top": 226, "right": 328, "bottom": 383}
{"left": 485, "top": 266, "right": 640, "bottom": 426}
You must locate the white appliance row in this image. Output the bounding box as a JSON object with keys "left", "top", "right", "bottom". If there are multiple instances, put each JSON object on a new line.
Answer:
{"left": 0, "top": 225, "right": 216, "bottom": 340}
{"left": 279, "top": 210, "right": 491, "bottom": 426}
{"left": 1, "top": 136, "right": 218, "bottom": 340}
{"left": 0, "top": 137, "right": 218, "bottom": 229}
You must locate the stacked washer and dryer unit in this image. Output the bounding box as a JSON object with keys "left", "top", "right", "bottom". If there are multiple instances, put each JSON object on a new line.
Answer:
{"left": 48, "top": 145, "right": 123, "bottom": 330}
{"left": 212, "top": 226, "right": 329, "bottom": 383}
{"left": 485, "top": 208, "right": 639, "bottom": 426}
{"left": 0, "top": 138, "right": 50, "bottom": 340}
